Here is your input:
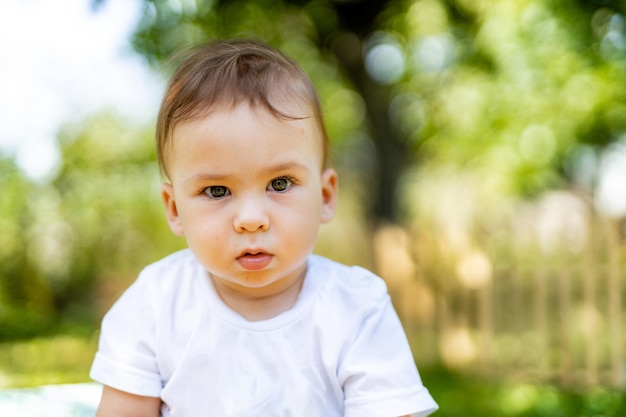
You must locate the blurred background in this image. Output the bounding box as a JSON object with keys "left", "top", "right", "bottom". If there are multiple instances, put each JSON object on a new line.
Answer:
{"left": 2, "top": 0, "right": 626, "bottom": 415}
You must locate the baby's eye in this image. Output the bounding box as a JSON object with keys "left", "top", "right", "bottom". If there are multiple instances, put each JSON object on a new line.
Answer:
{"left": 204, "top": 186, "right": 230, "bottom": 199}
{"left": 268, "top": 177, "right": 293, "bottom": 192}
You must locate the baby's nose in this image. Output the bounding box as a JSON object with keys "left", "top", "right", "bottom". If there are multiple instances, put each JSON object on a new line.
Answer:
{"left": 233, "top": 196, "right": 270, "bottom": 232}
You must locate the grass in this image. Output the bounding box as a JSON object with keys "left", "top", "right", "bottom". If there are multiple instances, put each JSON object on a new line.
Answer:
{"left": 0, "top": 334, "right": 97, "bottom": 388}
{"left": 421, "top": 367, "right": 626, "bottom": 417}
{"left": 1, "top": 335, "right": 626, "bottom": 416}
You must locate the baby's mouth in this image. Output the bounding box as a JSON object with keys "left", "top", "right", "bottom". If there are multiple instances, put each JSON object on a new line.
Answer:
{"left": 237, "top": 251, "right": 273, "bottom": 271}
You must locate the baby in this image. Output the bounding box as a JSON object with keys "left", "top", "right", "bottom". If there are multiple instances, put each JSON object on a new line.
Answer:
{"left": 90, "top": 39, "right": 438, "bottom": 417}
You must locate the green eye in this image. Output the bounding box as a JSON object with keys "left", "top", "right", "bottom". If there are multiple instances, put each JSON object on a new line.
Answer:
{"left": 269, "top": 178, "right": 292, "bottom": 192}
{"left": 205, "top": 186, "right": 230, "bottom": 199}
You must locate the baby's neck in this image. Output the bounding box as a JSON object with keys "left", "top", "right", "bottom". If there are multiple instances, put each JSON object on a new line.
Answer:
{"left": 210, "top": 269, "right": 306, "bottom": 322}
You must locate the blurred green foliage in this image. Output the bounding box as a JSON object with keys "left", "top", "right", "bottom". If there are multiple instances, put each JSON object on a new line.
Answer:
{"left": 0, "top": 114, "right": 185, "bottom": 340}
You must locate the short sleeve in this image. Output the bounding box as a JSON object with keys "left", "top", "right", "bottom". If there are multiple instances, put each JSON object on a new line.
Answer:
{"left": 89, "top": 273, "right": 163, "bottom": 397}
{"left": 338, "top": 296, "right": 438, "bottom": 417}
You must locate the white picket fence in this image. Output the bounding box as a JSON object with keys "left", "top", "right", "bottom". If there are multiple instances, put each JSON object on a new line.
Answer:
{"left": 366, "top": 191, "right": 625, "bottom": 389}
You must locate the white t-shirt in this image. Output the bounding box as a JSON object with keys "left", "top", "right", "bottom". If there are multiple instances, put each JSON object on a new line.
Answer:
{"left": 90, "top": 249, "right": 438, "bottom": 417}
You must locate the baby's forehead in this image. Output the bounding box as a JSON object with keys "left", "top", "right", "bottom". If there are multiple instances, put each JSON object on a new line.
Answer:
{"left": 181, "top": 99, "right": 322, "bottom": 137}
{"left": 172, "top": 101, "right": 326, "bottom": 151}
{"left": 165, "top": 102, "right": 327, "bottom": 179}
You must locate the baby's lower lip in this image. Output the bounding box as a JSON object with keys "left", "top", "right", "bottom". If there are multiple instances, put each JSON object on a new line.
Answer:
{"left": 237, "top": 253, "right": 272, "bottom": 271}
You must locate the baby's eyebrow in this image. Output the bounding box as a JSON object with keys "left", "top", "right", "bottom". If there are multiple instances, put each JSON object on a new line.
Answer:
{"left": 264, "top": 161, "right": 308, "bottom": 173}
{"left": 184, "top": 173, "right": 229, "bottom": 183}
{"left": 183, "top": 162, "right": 309, "bottom": 184}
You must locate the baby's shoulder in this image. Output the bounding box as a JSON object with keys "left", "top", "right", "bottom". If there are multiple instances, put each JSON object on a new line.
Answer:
{"left": 308, "top": 255, "right": 390, "bottom": 314}
{"left": 133, "top": 249, "right": 202, "bottom": 292}
{"left": 142, "top": 248, "right": 197, "bottom": 273}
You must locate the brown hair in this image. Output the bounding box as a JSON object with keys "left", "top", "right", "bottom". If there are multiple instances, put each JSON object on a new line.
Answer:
{"left": 156, "top": 39, "right": 329, "bottom": 179}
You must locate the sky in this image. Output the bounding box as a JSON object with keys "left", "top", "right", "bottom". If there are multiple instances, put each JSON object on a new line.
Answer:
{"left": 0, "top": 0, "right": 162, "bottom": 179}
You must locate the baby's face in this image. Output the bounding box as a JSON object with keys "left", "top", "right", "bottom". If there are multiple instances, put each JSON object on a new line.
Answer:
{"left": 162, "top": 103, "right": 337, "bottom": 295}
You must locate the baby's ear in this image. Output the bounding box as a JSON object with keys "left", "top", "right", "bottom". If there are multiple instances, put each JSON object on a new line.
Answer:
{"left": 161, "top": 183, "right": 185, "bottom": 236}
{"left": 320, "top": 168, "right": 338, "bottom": 224}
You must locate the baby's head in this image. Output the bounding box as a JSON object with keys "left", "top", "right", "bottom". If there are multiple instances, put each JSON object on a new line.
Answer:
{"left": 156, "top": 40, "right": 329, "bottom": 179}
